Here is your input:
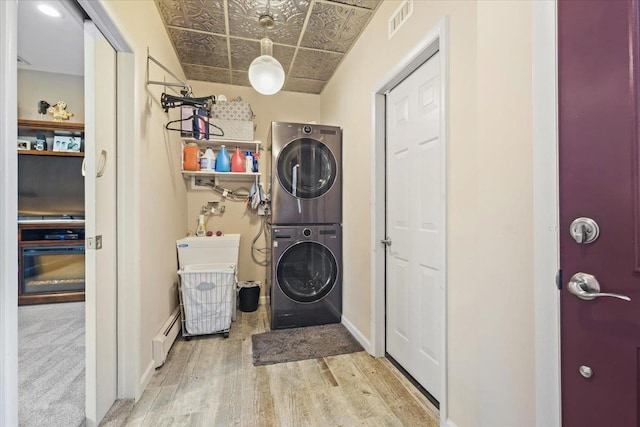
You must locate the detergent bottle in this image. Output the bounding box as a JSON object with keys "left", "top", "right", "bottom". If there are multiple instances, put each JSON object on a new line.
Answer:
{"left": 231, "top": 146, "right": 246, "bottom": 172}
{"left": 200, "top": 147, "right": 216, "bottom": 171}
{"left": 216, "top": 145, "right": 231, "bottom": 172}
{"left": 183, "top": 143, "right": 200, "bottom": 171}
{"left": 196, "top": 215, "right": 206, "bottom": 237}
{"left": 245, "top": 151, "right": 254, "bottom": 173}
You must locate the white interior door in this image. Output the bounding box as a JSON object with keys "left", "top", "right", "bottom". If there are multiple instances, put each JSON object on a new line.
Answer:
{"left": 84, "top": 21, "right": 117, "bottom": 426}
{"left": 385, "top": 52, "right": 442, "bottom": 401}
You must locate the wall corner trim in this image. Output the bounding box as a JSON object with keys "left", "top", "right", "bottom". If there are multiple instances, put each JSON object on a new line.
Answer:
{"left": 341, "top": 315, "right": 372, "bottom": 354}
{"left": 139, "top": 360, "right": 156, "bottom": 396}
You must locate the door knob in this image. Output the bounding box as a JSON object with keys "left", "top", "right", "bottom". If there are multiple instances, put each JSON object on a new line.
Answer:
{"left": 567, "top": 272, "right": 631, "bottom": 302}
{"left": 380, "top": 238, "right": 392, "bottom": 246}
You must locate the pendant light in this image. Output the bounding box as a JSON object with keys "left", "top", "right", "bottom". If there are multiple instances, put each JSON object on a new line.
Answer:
{"left": 248, "top": 9, "right": 285, "bottom": 95}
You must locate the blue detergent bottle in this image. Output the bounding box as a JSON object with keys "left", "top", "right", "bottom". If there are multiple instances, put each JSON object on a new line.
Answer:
{"left": 216, "top": 145, "right": 231, "bottom": 172}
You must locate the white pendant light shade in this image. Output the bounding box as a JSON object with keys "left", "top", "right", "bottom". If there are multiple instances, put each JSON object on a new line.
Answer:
{"left": 249, "top": 55, "right": 285, "bottom": 95}
{"left": 249, "top": 37, "right": 285, "bottom": 95}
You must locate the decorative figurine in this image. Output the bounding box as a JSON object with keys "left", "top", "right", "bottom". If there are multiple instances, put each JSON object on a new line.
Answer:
{"left": 47, "top": 100, "right": 74, "bottom": 122}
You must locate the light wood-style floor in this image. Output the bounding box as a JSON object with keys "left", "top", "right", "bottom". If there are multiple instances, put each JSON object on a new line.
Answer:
{"left": 103, "top": 305, "right": 439, "bottom": 426}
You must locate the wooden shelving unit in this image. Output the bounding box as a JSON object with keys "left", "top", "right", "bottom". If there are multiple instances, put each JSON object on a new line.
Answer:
{"left": 18, "top": 150, "right": 84, "bottom": 157}
{"left": 16, "top": 119, "right": 87, "bottom": 305}
{"left": 17, "top": 119, "right": 85, "bottom": 132}
{"left": 17, "top": 119, "right": 85, "bottom": 154}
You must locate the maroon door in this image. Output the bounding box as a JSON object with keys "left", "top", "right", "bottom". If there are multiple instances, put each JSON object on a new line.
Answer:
{"left": 559, "top": 1, "right": 640, "bottom": 425}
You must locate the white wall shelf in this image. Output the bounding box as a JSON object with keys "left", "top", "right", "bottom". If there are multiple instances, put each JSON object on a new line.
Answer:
{"left": 180, "top": 138, "right": 262, "bottom": 190}
{"left": 184, "top": 173, "right": 260, "bottom": 191}
{"left": 182, "top": 137, "right": 261, "bottom": 148}
{"left": 182, "top": 170, "right": 260, "bottom": 179}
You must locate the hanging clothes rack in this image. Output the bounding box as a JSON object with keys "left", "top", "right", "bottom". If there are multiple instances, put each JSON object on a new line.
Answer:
{"left": 146, "top": 47, "right": 192, "bottom": 96}
{"left": 146, "top": 48, "right": 216, "bottom": 113}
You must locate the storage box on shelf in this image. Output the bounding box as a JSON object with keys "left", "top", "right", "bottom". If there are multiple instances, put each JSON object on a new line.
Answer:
{"left": 181, "top": 137, "right": 261, "bottom": 190}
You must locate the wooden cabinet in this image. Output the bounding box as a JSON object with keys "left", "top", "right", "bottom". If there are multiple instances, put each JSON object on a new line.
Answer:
{"left": 18, "top": 222, "right": 86, "bottom": 305}
{"left": 17, "top": 119, "right": 86, "bottom": 305}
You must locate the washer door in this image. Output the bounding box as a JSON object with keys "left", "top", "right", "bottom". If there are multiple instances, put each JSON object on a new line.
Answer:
{"left": 276, "top": 241, "right": 338, "bottom": 303}
{"left": 276, "top": 138, "right": 337, "bottom": 199}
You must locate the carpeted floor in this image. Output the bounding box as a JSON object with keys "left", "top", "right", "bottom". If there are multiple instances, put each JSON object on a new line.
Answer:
{"left": 251, "top": 323, "right": 364, "bottom": 366}
{"left": 19, "top": 302, "right": 85, "bottom": 427}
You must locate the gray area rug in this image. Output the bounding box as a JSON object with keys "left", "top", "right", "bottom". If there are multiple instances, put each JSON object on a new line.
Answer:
{"left": 252, "top": 323, "right": 364, "bottom": 366}
{"left": 19, "top": 302, "right": 85, "bottom": 427}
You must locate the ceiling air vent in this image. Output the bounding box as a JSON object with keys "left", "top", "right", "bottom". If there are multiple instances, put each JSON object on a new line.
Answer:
{"left": 388, "top": 0, "right": 414, "bottom": 40}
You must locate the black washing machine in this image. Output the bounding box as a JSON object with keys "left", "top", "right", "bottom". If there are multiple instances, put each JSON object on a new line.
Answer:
{"left": 269, "top": 122, "right": 342, "bottom": 225}
{"left": 269, "top": 224, "right": 342, "bottom": 329}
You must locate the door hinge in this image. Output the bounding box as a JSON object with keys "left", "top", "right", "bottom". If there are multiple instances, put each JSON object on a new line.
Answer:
{"left": 556, "top": 268, "right": 562, "bottom": 290}
{"left": 86, "top": 235, "right": 103, "bottom": 250}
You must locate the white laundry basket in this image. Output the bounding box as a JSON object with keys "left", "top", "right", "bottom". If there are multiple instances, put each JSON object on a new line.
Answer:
{"left": 177, "top": 263, "right": 236, "bottom": 338}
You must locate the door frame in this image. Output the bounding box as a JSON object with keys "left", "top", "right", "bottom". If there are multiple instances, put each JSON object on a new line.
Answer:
{"left": 532, "top": 1, "right": 561, "bottom": 427}
{"left": 76, "top": 1, "right": 140, "bottom": 399}
{"left": 0, "top": 1, "right": 18, "bottom": 425}
{"left": 370, "top": 17, "right": 449, "bottom": 426}
{"left": 77, "top": 0, "right": 138, "bottom": 402}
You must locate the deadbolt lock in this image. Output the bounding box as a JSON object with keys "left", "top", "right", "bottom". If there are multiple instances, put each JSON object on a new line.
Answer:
{"left": 569, "top": 217, "right": 600, "bottom": 244}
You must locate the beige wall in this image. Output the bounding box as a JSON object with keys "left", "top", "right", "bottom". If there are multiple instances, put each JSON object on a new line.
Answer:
{"left": 17, "top": 69, "right": 84, "bottom": 121}
{"left": 321, "top": 1, "right": 534, "bottom": 426}
{"left": 101, "top": 0, "right": 189, "bottom": 392}
{"left": 475, "top": 2, "right": 534, "bottom": 425}
{"left": 185, "top": 81, "right": 322, "bottom": 287}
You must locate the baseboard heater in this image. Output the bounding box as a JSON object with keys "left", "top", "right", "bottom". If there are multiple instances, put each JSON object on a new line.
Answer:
{"left": 152, "top": 306, "right": 181, "bottom": 369}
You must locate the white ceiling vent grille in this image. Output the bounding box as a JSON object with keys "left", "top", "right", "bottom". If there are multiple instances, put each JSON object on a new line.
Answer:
{"left": 388, "top": 0, "right": 414, "bottom": 40}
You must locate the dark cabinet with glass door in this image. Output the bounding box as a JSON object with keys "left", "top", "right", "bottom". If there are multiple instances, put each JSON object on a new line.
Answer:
{"left": 18, "top": 222, "right": 85, "bottom": 305}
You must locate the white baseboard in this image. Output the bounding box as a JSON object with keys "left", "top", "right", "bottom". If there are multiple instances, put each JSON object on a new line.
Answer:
{"left": 341, "top": 315, "right": 372, "bottom": 354}
{"left": 139, "top": 360, "right": 155, "bottom": 395}
{"left": 446, "top": 418, "right": 458, "bottom": 427}
{"left": 259, "top": 295, "right": 267, "bottom": 305}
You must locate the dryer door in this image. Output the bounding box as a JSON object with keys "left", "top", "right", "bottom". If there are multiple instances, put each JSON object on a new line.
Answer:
{"left": 276, "top": 138, "right": 337, "bottom": 199}
{"left": 276, "top": 241, "right": 338, "bottom": 303}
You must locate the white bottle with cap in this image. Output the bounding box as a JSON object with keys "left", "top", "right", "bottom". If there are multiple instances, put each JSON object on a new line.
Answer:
{"left": 200, "top": 147, "right": 216, "bottom": 171}
{"left": 245, "top": 151, "right": 254, "bottom": 173}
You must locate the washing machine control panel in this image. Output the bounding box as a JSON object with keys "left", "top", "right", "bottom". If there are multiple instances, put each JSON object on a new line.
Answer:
{"left": 302, "top": 228, "right": 312, "bottom": 237}
{"left": 302, "top": 125, "right": 312, "bottom": 134}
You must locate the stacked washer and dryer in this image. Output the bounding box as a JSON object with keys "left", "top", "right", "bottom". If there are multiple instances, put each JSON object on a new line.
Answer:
{"left": 268, "top": 122, "right": 342, "bottom": 330}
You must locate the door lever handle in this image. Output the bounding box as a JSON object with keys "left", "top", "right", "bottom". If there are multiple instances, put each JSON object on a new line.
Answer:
{"left": 567, "top": 272, "right": 631, "bottom": 302}
{"left": 380, "top": 238, "right": 392, "bottom": 247}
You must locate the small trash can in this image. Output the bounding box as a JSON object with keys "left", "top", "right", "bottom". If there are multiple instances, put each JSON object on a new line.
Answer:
{"left": 238, "top": 281, "right": 261, "bottom": 312}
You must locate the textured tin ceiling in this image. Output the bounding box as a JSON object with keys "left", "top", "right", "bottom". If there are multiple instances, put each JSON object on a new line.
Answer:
{"left": 155, "top": 0, "right": 382, "bottom": 94}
